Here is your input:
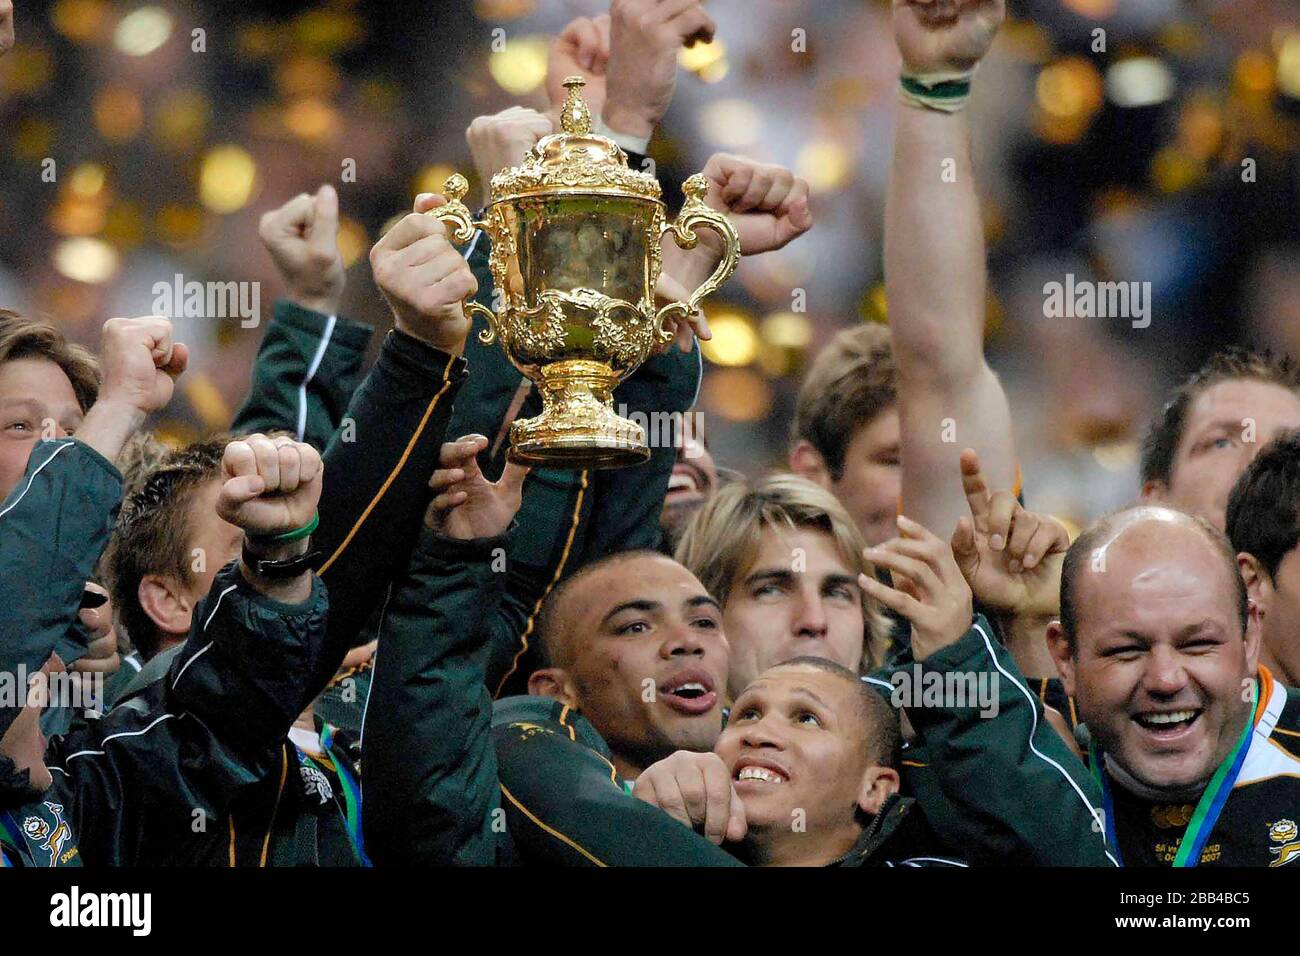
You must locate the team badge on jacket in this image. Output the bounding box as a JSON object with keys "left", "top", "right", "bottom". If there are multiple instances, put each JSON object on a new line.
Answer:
{"left": 22, "top": 802, "right": 72, "bottom": 867}
{"left": 1268, "top": 819, "right": 1300, "bottom": 867}
{"left": 300, "top": 764, "right": 334, "bottom": 805}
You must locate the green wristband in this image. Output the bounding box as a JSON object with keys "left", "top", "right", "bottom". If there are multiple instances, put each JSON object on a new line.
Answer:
{"left": 899, "top": 70, "right": 975, "bottom": 113}
{"left": 262, "top": 510, "right": 320, "bottom": 544}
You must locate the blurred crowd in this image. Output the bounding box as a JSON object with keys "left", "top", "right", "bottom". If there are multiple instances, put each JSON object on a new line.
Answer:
{"left": 0, "top": 0, "right": 1295, "bottom": 529}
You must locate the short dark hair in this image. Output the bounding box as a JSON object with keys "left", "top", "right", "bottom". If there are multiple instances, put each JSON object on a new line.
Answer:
{"left": 767, "top": 656, "right": 900, "bottom": 768}
{"left": 105, "top": 436, "right": 231, "bottom": 660}
{"left": 0, "top": 310, "right": 100, "bottom": 412}
{"left": 534, "top": 550, "right": 671, "bottom": 671}
{"left": 1226, "top": 430, "right": 1300, "bottom": 579}
{"left": 791, "top": 324, "right": 895, "bottom": 481}
{"left": 1059, "top": 506, "right": 1249, "bottom": 653}
{"left": 1141, "top": 346, "right": 1300, "bottom": 487}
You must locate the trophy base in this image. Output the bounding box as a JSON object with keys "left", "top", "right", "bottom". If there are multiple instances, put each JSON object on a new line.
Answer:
{"left": 506, "top": 359, "right": 652, "bottom": 470}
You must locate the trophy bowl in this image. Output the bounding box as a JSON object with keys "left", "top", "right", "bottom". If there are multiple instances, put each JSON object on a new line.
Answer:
{"left": 431, "top": 77, "right": 740, "bottom": 469}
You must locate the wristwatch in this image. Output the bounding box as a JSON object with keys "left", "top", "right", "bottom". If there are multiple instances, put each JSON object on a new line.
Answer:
{"left": 241, "top": 542, "right": 320, "bottom": 580}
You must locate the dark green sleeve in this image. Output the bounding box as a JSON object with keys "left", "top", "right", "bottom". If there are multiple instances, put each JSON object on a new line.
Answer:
{"left": 363, "top": 527, "right": 515, "bottom": 866}
{"left": 587, "top": 342, "right": 701, "bottom": 555}
{"left": 231, "top": 300, "right": 373, "bottom": 449}
{"left": 306, "top": 330, "right": 467, "bottom": 704}
{"left": 0, "top": 439, "right": 122, "bottom": 735}
{"left": 902, "top": 616, "right": 1116, "bottom": 866}
{"left": 494, "top": 719, "right": 744, "bottom": 867}
{"left": 45, "top": 562, "right": 329, "bottom": 866}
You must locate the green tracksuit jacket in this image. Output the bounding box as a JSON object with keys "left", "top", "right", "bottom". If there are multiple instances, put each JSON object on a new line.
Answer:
{"left": 0, "top": 443, "right": 329, "bottom": 867}
{"left": 0, "top": 439, "right": 121, "bottom": 709}
{"left": 363, "top": 526, "right": 969, "bottom": 867}
{"left": 231, "top": 300, "right": 373, "bottom": 451}
{"left": 890, "top": 618, "right": 1116, "bottom": 866}
{"left": 362, "top": 525, "right": 742, "bottom": 867}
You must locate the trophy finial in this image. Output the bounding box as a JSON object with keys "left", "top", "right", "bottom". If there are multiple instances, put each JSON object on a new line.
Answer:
{"left": 442, "top": 173, "right": 469, "bottom": 204}
{"left": 560, "top": 75, "right": 592, "bottom": 134}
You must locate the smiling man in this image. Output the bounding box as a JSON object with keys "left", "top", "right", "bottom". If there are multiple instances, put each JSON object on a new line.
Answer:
{"left": 634, "top": 656, "right": 960, "bottom": 866}
{"left": 1044, "top": 506, "right": 1300, "bottom": 866}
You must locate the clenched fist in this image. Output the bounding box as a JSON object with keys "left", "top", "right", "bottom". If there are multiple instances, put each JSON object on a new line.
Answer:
{"left": 605, "top": 0, "right": 716, "bottom": 139}
{"left": 659, "top": 154, "right": 812, "bottom": 351}
{"left": 98, "top": 316, "right": 189, "bottom": 416}
{"left": 466, "top": 108, "right": 554, "bottom": 208}
{"left": 546, "top": 15, "right": 611, "bottom": 119}
{"left": 75, "top": 316, "right": 187, "bottom": 464}
{"left": 370, "top": 197, "right": 476, "bottom": 356}
{"left": 217, "top": 434, "right": 323, "bottom": 538}
{"left": 258, "top": 184, "right": 346, "bottom": 316}
{"left": 892, "top": 0, "right": 1005, "bottom": 74}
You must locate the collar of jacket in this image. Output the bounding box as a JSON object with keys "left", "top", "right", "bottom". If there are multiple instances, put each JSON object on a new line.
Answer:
{"left": 491, "top": 695, "right": 613, "bottom": 761}
{"left": 827, "top": 792, "right": 919, "bottom": 867}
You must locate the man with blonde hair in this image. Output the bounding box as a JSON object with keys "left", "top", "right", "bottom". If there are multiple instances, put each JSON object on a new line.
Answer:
{"left": 675, "top": 473, "right": 890, "bottom": 701}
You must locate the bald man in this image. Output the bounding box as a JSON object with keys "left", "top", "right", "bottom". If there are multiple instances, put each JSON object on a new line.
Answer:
{"left": 1043, "top": 507, "right": 1300, "bottom": 866}
{"left": 903, "top": 505, "right": 1300, "bottom": 867}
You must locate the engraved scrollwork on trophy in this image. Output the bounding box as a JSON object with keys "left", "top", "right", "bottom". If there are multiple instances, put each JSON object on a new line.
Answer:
{"left": 424, "top": 77, "right": 740, "bottom": 468}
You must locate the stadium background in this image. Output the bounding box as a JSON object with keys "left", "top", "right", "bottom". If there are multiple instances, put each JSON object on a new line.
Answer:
{"left": 0, "top": 0, "right": 1296, "bottom": 529}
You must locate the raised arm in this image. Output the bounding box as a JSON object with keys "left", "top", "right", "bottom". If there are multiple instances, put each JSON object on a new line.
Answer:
{"left": 363, "top": 437, "right": 529, "bottom": 865}
{"left": 300, "top": 208, "right": 476, "bottom": 700}
{"left": 233, "top": 185, "right": 373, "bottom": 448}
{"left": 29, "top": 437, "right": 330, "bottom": 865}
{"left": 0, "top": 0, "right": 13, "bottom": 59}
{"left": 0, "top": 318, "right": 183, "bottom": 690}
{"left": 886, "top": 0, "right": 1016, "bottom": 539}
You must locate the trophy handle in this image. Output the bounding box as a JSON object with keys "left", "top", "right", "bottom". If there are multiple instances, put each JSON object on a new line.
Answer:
{"left": 428, "top": 173, "right": 500, "bottom": 345}
{"left": 654, "top": 174, "right": 741, "bottom": 344}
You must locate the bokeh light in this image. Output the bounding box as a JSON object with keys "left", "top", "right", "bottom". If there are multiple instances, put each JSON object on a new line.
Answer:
{"left": 701, "top": 310, "right": 759, "bottom": 367}
{"left": 199, "top": 145, "right": 259, "bottom": 214}
{"left": 113, "top": 6, "right": 174, "bottom": 57}
{"left": 1105, "top": 57, "right": 1176, "bottom": 108}
{"left": 696, "top": 99, "right": 762, "bottom": 148}
{"left": 53, "top": 237, "right": 120, "bottom": 284}
{"left": 488, "top": 36, "right": 549, "bottom": 95}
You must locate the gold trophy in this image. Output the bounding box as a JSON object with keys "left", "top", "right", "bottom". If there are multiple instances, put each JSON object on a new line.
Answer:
{"left": 431, "top": 76, "right": 741, "bottom": 468}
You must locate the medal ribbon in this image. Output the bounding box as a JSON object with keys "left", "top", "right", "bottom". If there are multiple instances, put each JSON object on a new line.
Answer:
{"left": 1089, "top": 680, "right": 1258, "bottom": 868}
{"left": 308, "top": 723, "right": 370, "bottom": 867}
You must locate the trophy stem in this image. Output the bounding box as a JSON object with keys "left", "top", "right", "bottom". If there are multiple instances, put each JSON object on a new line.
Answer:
{"left": 508, "top": 359, "right": 650, "bottom": 469}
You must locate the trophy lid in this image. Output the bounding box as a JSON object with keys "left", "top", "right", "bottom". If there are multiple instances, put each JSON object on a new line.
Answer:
{"left": 489, "top": 77, "right": 663, "bottom": 205}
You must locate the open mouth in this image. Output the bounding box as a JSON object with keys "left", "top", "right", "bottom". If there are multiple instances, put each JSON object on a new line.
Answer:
{"left": 733, "top": 760, "right": 789, "bottom": 786}
{"left": 666, "top": 463, "right": 706, "bottom": 500}
{"left": 659, "top": 673, "right": 718, "bottom": 715}
{"left": 1132, "top": 708, "right": 1202, "bottom": 739}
